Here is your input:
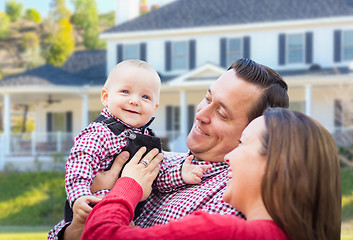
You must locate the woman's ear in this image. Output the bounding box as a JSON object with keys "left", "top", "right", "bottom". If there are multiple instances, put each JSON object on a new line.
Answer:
{"left": 101, "top": 88, "right": 108, "bottom": 107}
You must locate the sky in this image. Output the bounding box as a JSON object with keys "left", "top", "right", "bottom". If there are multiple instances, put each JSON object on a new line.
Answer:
{"left": 0, "top": 0, "right": 174, "bottom": 17}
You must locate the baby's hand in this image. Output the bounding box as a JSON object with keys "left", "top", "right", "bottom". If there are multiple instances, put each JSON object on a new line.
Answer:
{"left": 181, "top": 155, "right": 212, "bottom": 184}
{"left": 72, "top": 195, "right": 103, "bottom": 226}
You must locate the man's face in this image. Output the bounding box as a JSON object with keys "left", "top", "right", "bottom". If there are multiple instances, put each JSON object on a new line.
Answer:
{"left": 186, "top": 69, "right": 263, "bottom": 162}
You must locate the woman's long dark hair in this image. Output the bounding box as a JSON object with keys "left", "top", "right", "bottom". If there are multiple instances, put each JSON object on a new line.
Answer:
{"left": 261, "top": 108, "right": 341, "bottom": 240}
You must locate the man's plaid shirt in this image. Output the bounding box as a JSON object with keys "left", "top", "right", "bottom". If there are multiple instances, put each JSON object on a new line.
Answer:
{"left": 134, "top": 151, "right": 243, "bottom": 227}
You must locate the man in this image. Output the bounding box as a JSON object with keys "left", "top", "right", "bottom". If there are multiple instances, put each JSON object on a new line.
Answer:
{"left": 51, "top": 58, "right": 289, "bottom": 239}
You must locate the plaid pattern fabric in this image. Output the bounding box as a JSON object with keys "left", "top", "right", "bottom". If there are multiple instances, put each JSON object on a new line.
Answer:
{"left": 134, "top": 151, "right": 244, "bottom": 228}
{"left": 65, "top": 107, "right": 150, "bottom": 206}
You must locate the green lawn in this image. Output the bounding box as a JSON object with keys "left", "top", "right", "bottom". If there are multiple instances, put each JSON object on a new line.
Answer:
{"left": 0, "top": 168, "right": 352, "bottom": 239}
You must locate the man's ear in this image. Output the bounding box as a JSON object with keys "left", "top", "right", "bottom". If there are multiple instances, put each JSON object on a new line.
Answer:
{"left": 101, "top": 88, "right": 108, "bottom": 107}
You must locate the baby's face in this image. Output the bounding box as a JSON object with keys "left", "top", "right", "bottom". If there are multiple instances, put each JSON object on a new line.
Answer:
{"left": 102, "top": 65, "right": 160, "bottom": 128}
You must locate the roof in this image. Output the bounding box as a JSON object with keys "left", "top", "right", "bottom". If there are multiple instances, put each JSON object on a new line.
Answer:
{"left": 105, "top": 0, "right": 353, "bottom": 33}
{"left": 0, "top": 64, "right": 89, "bottom": 87}
{"left": 61, "top": 50, "right": 107, "bottom": 85}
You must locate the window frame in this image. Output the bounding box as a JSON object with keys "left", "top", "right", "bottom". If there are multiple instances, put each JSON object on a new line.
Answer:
{"left": 286, "top": 33, "right": 305, "bottom": 64}
{"left": 342, "top": 29, "right": 353, "bottom": 61}
{"left": 171, "top": 41, "right": 189, "bottom": 71}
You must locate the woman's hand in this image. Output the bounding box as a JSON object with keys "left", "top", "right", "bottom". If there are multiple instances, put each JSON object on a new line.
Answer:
{"left": 90, "top": 151, "right": 130, "bottom": 193}
{"left": 121, "top": 147, "right": 163, "bottom": 201}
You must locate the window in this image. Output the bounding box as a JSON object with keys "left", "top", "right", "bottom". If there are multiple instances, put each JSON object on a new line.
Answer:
{"left": 287, "top": 34, "right": 304, "bottom": 63}
{"left": 124, "top": 44, "right": 139, "bottom": 60}
{"left": 172, "top": 41, "right": 188, "bottom": 70}
{"left": 289, "top": 101, "right": 305, "bottom": 113}
{"left": 227, "top": 38, "right": 242, "bottom": 67}
{"left": 52, "top": 112, "right": 66, "bottom": 132}
{"left": 89, "top": 111, "right": 101, "bottom": 122}
{"left": 166, "top": 106, "right": 180, "bottom": 140}
{"left": 279, "top": 32, "right": 312, "bottom": 65}
{"left": 220, "top": 37, "right": 250, "bottom": 68}
{"left": 343, "top": 30, "right": 353, "bottom": 61}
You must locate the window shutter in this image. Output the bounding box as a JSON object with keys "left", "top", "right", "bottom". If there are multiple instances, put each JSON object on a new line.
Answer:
{"left": 305, "top": 32, "right": 313, "bottom": 64}
{"left": 117, "top": 44, "right": 123, "bottom": 63}
{"left": 47, "top": 112, "right": 52, "bottom": 132}
{"left": 166, "top": 106, "right": 172, "bottom": 131}
{"left": 189, "top": 40, "right": 196, "bottom": 70}
{"left": 140, "top": 43, "right": 146, "bottom": 61}
{"left": 187, "top": 105, "right": 195, "bottom": 132}
{"left": 66, "top": 111, "right": 72, "bottom": 132}
{"left": 220, "top": 38, "right": 227, "bottom": 68}
{"left": 334, "top": 99, "right": 343, "bottom": 127}
{"left": 278, "top": 34, "right": 286, "bottom": 65}
{"left": 243, "top": 36, "right": 250, "bottom": 59}
{"left": 334, "top": 30, "right": 342, "bottom": 63}
{"left": 165, "top": 41, "right": 171, "bottom": 71}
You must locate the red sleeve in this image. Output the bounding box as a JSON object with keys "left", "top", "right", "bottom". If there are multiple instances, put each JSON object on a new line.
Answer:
{"left": 82, "top": 177, "right": 288, "bottom": 240}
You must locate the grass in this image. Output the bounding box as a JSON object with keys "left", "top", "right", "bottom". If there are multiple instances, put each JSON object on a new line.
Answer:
{"left": 0, "top": 168, "right": 352, "bottom": 239}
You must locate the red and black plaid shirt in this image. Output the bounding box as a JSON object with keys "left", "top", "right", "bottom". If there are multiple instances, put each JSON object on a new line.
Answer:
{"left": 136, "top": 151, "right": 243, "bottom": 227}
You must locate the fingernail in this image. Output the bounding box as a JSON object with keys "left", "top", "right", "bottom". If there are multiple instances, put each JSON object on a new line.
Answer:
{"left": 121, "top": 151, "right": 129, "bottom": 160}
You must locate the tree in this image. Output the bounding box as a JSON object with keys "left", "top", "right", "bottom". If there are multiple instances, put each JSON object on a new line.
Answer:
{"left": 0, "top": 12, "right": 10, "bottom": 39}
{"left": 21, "top": 32, "right": 45, "bottom": 69}
{"left": 71, "top": 0, "right": 105, "bottom": 49}
{"left": 50, "top": 0, "right": 71, "bottom": 22}
{"left": 46, "top": 18, "right": 75, "bottom": 66}
{"left": 24, "top": 8, "right": 42, "bottom": 23}
{"left": 5, "top": 0, "right": 23, "bottom": 22}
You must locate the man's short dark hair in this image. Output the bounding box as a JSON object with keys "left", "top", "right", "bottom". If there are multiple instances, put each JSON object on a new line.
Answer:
{"left": 228, "top": 58, "right": 289, "bottom": 122}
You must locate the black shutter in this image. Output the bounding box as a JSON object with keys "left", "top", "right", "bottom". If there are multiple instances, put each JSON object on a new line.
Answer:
{"left": 47, "top": 112, "right": 52, "bottom": 132}
{"left": 189, "top": 40, "right": 196, "bottom": 70}
{"left": 66, "top": 111, "right": 72, "bottom": 132}
{"left": 305, "top": 32, "right": 313, "bottom": 64}
{"left": 117, "top": 44, "right": 123, "bottom": 63}
{"left": 334, "top": 99, "right": 343, "bottom": 127}
{"left": 243, "top": 36, "right": 250, "bottom": 59}
{"left": 166, "top": 106, "right": 172, "bottom": 131}
{"left": 140, "top": 43, "right": 146, "bottom": 61}
{"left": 279, "top": 34, "right": 286, "bottom": 65}
{"left": 187, "top": 105, "right": 195, "bottom": 132}
{"left": 165, "top": 41, "right": 171, "bottom": 71}
{"left": 220, "top": 38, "right": 227, "bottom": 68}
{"left": 334, "top": 30, "right": 342, "bottom": 63}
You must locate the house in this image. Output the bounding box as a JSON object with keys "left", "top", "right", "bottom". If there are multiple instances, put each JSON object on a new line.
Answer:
{"left": 0, "top": 0, "right": 353, "bottom": 170}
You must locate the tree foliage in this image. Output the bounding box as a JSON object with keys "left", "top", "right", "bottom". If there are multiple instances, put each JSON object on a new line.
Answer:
{"left": 0, "top": 12, "right": 11, "bottom": 39}
{"left": 24, "top": 8, "right": 42, "bottom": 23}
{"left": 50, "top": 0, "right": 71, "bottom": 22}
{"left": 46, "top": 19, "right": 75, "bottom": 66}
{"left": 5, "top": 0, "right": 23, "bottom": 22}
{"left": 21, "top": 32, "right": 40, "bottom": 51}
{"left": 71, "top": 0, "right": 105, "bottom": 50}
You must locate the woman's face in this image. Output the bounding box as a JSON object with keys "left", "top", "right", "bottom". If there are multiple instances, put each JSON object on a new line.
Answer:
{"left": 222, "top": 116, "right": 267, "bottom": 214}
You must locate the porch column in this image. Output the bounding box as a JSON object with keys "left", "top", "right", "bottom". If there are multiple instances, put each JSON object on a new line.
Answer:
{"left": 4, "top": 93, "right": 11, "bottom": 155}
{"left": 305, "top": 84, "right": 312, "bottom": 117}
{"left": 173, "top": 90, "right": 188, "bottom": 152}
{"left": 81, "top": 94, "right": 89, "bottom": 129}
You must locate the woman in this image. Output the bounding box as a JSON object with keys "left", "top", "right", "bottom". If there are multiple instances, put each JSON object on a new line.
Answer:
{"left": 81, "top": 108, "right": 341, "bottom": 240}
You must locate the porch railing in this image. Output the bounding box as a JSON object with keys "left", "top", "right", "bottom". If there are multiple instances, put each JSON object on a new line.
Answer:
{"left": 5, "top": 132, "right": 75, "bottom": 156}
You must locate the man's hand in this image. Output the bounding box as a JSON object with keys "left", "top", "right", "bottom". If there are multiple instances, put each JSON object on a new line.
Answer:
{"left": 63, "top": 195, "right": 103, "bottom": 240}
{"left": 90, "top": 151, "right": 130, "bottom": 193}
{"left": 181, "top": 155, "right": 212, "bottom": 184}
